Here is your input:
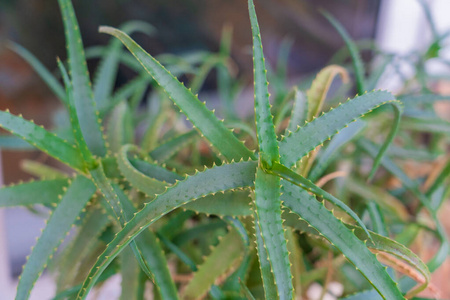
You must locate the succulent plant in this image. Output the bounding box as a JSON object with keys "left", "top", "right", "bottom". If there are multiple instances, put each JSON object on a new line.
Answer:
{"left": 1, "top": 0, "right": 449, "bottom": 299}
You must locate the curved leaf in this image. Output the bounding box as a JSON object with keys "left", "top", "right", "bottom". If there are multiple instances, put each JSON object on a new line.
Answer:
{"left": 281, "top": 181, "right": 405, "bottom": 300}
{"left": 306, "top": 64, "right": 349, "bottom": 121}
{"left": 58, "top": 0, "right": 107, "bottom": 156}
{"left": 76, "top": 160, "right": 257, "bottom": 299}
{"left": 0, "top": 110, "right": 85, "bottom": 171}
{"left": 99, "top": 26, "right": 254, "bottom": 162}
{"left": 248, "top": 0, "right": 293, "bottom": 297}
{"left": 0, "top": 179, "right": 69, "bottom": 207}
{"left": 279, "top": 91, "right": 402, "bottom": 173}
{"left": 16, "top": 176, "right": 96, "bottom": 300}
{"left": 117, "top": 144, "right": 168, "bottom": 196}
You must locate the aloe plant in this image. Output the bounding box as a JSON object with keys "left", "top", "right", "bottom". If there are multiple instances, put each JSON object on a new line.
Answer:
{"left": 2, "top": 0, "right": 449, "bottom": 299}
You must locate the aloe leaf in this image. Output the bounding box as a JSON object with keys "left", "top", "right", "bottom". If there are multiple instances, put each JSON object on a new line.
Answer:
{"left": 16, "top": 176, "right": 96, "bottom": 300}
{"left": 367, "top": 202, "right": 388, "bottom": 236}
{"left": 57, "top": 58, "right": 95, "bottom": 167}
{"left": 52, "top": 265, "right": 118, "bottom": 300}
{"left": 248, "top": 0, "right": 293, "bottom": 298}
{"left": 149, "top": 130, "right": 198, "bottom": 162}
{"left": 183, "top": 229, "right": 245, "bottom": 300}
{"left": 253, "top": 212, "right": 278, "bottom": 300}
{"left": 287, "top": 88, "right": 307, "bottom": 133}
{"left": 93, "top": 21, "right": 155, "bottom": 112}
{"left": 350, "top": 224, "right": 431, "bottom": 298}
{"left": 309, "top": 120, "right": 365, "bottom": 182}
{"left": 119, "top": 246, "right": 141, "bottom": 300}
{"left": 20, "top": 160, "right": 67, "bottom": 180}
{"left": 322, "top": 12, "right": 365, "bottom": 94}
{"left": 99, "top": 26, "right": 255, "bottom": 162}
{"left": 267, "top": 161, "right": 371, "bottom": 240}
{"left": 0, "top": 110, "right": 85, "bottom": 171}
{"left": 76, "top": 160, "right": 257, "bottom": 299}
{"left": 129, "top": 158, "right": 183, "bottom": 183}
{"left": 298, "top": 64, "right": 349, "bottom": 176}
{"left": 117, "top": 144, "right": 167, "bottom": 196}
{"left": 359, "top": 140, "right": 450, "bottom": 280}
{"left": 115, "top": 184, "right": 179, "bottom": 299}
{"left": 279, "top": 91, "right": 402, "bottom": 174}
{"left": 0, "top": 135, "right": 34, "bottom": 150}
{"left": 183, "top": 189, "right": 252, "bottom": 216}
{"left": 306, "top": 64, "right": 349, "bottom": 121}
{"left": 0, "top": 179, "right": 69, "bottom": 207}
{"left": 7, "top": 42, "right": 67, "bottom": 104}
{"left": 90, "top": 162, "right": 126, "bottom": 224}
{"left": 55, "top": 205, "right": 110, "bottom": 291}
{"left": 285, "top": 229, "right": 303, "bottom": 298}
{"left": 281, "top": 181, "right": 405, "bottom": 299}
{"left": 57, "top": 0, "right": 107, "bottom": 157}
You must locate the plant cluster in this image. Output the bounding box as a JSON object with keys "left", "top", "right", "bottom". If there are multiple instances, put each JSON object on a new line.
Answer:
{"left": 1, "top": 0, "right": 449, "bottom": 299}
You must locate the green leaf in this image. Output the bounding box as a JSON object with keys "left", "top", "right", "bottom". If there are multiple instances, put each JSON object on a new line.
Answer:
{"left": 306, "top": 64, "right": 349, "bottom": 121}
{"left": 55, "top": 205, "right": 110, "bottom": 291}
{"left": 253, "top": 211, "right": 278, "bottom": 300}
{"left": 76, "top": 160, "right": 257, "bottom": 299}
{"left": 248, "top": 0, "right": 293, "bottom": 298}
{"left": 281, "top": 181, "right": 405, "bottom": 300}
{"left": 120, "top": 247, "right": 141, "bottom": 300}
{"left": 89, "top": 162, "right": 126, "bottom": 224}
{"left": 0, "top": 179, "right": 69, "bottom": 207}
{"left": 279, "top": 91, "right": 402, "bottom": 174}
{"left": 183, "top": 229, "right": 245, "bottom": 300}
{"left": 99, "top": 26, "right": 255, "bottom": 162}
{"left": 349, "top": 224, "right": 430, "bottom": 298}
{"left": 21, "top": 160, "right": 67, "bottom": 180}
{"left": 267, "top": 161, "right": 372, "bottom": 240}
{"left": 0, "top": 135, "right": 34, "bottom": 150}
{"left": 57, "top": 0, "right": 107, "bottom": 156}
{"left": 57, "top": 57, "right": 95, "bottom": 167}
{"left": 183, "top": 189, "right": 252, "bottom": 217}
{"left": 322, "top": 11, "right": 366, "bottom": 95}
{"left": 115, "top": 184, "right": 179, "bottom": 299}
{"left": 287, "top": 88, "right": 307, "bottom": 133}
{"left": 16, "top": 176, "right": 97, "bottom": 300}
{"left": 117, "top": 144, "right": 168, "bottom": 196}
{"left": 93, "top": 21, "right": 155, "bottom": 112}
{"left": 0, "top": 110, "right": 85, "bottom": 172}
